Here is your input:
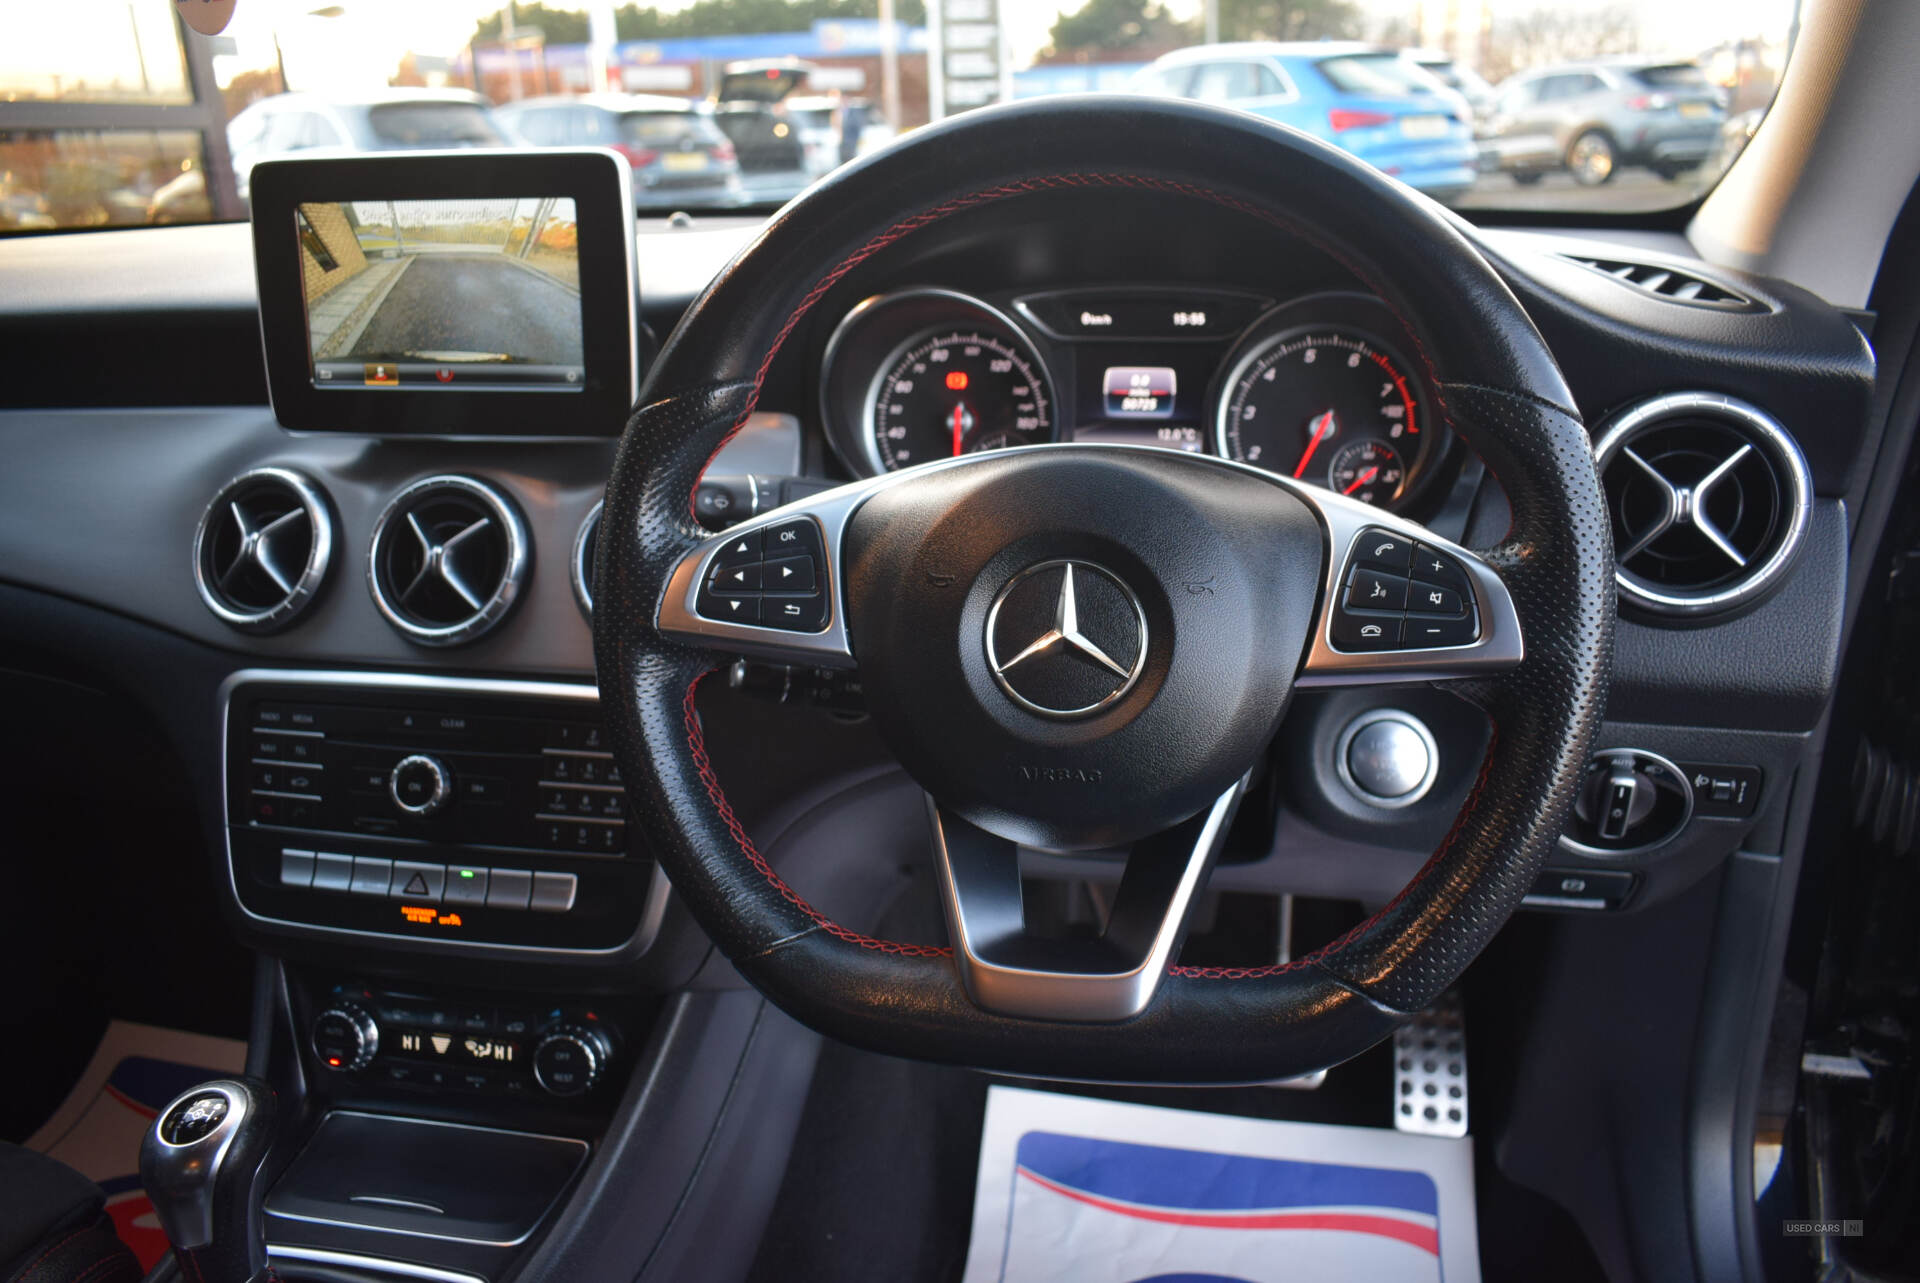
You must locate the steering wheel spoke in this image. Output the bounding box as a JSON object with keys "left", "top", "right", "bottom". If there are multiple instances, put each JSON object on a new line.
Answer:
{"left": 928, "top": 783, "right": 1245, "bottom": 1022}
{"left": 1289, "top": 485, "right": 1525, "bottom": 688}
{"left": 656, "top": 480, "right": 877, "bottom": 669}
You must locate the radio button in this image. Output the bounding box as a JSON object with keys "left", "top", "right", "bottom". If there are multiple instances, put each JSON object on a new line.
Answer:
{"left": 459, "top": 775, "right": 508, "bottom": 805}
{"left": 390, "top": 861, "right": 446, "bottom": 903}
{"left": 444, "top": 865, "right": 489, "bottom": 906}
{"left": 350, "top": 857, "right": 394, "bottom": 897}
{"left": 486, "top": 868, "right": 533, "bottom": 910}
{"left": 312, "top": 853, "right": 354, "bottom": 893}
{"left": 530, "top": 872, "right": 578, "bottom": 914}
{"left": 280, "top": 849, "right": 316, "bottom": 888}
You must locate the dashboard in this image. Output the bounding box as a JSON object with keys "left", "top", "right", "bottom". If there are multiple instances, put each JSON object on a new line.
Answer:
{"left": 0, "top": 181, "right": 1877, "bottom": 971}
{"left": 817, "top": 285, "right": 1455, "bottom": 517}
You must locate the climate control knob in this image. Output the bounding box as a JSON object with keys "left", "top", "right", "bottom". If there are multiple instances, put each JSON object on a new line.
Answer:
{"left": 311, "top": 1004, "right": 379, "bottom": 1072}
{"left": 532, "top": 1024, "right": 613, "bottom": 1097}
{"left": 389, "top": 754, "right": 452, "bottom": 816}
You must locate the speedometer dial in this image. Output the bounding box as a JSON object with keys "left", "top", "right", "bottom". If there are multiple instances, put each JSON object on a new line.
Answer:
{"left": 1217, "top": 326, "right": 1430, "bottom": 509}
{"left": 867, "top": 330, "right": 1052, "bottom": 471}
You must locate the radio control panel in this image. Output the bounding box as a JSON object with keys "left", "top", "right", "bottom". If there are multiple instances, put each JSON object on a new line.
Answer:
{"left": 223, "top": 673, "right": 661, "bottom": 953}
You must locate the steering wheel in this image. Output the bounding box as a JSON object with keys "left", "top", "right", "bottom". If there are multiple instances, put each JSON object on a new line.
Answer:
{"left": 595, "top": 97, "right": 1611, "bottom": 1083}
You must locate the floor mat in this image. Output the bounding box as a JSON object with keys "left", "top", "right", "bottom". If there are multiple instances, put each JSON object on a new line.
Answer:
{"left": 962, "top": 1085, "right": 1480, "bottom": 1283}
{"left": 25, "top": 1020, "right": 247, "bottom": 1271}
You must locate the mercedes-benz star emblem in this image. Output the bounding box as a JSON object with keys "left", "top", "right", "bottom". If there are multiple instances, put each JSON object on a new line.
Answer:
{"left": 986, "top": 560, "right": 1147, "bottom": 718}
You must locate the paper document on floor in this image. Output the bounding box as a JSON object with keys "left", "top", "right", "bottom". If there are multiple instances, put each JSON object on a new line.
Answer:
{"left": 961, "top": 1085, "right": 1479, "bottom": 1283}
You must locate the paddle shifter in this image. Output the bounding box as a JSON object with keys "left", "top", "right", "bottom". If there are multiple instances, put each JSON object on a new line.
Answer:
{"left": 139, "top": 1078, "right": 278, "bottom": 1283}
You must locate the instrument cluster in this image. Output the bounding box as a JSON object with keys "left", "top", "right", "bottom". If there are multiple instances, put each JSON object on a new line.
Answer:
{"left": 817, "top": 286, "right": 1454, "bottom": 514}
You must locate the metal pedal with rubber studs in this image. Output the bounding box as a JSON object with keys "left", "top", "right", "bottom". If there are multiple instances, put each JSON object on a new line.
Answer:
{"left": 1394, "top": 990, "right": 1467, "bottom": 1137}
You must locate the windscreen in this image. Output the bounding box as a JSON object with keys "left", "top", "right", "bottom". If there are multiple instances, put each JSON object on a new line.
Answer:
{"left": 297, "top": 197, "right": 583, "bottom": 392}
{"left": 1, "top": 0, "right": 1798, "bottom": 228}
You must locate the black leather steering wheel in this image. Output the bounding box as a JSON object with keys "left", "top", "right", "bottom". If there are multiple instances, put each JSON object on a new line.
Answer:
{"left": 594, "top": 96, "right": 1612, "bottom": 1083}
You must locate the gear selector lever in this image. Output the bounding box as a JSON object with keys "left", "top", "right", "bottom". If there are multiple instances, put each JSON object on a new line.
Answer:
{"left": 139, "top": 1077, "right": 278, "bottom": 1283}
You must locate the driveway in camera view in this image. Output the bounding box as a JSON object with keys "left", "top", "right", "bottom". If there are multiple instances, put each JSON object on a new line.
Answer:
{"left": 347, "top": 253, "right": 582, "bottom": 366}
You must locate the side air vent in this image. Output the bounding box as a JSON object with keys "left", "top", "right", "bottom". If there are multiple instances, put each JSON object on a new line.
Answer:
{"left": 193, "top": 467, "right": 334, "bottom": 633}
{"left": 1594, "top": 393, "right": 1811, "bottom": 617}
{"left": 572, "top": 500, "right": 603, "bottom": 619}
{"left": 368, "top": 475, "right": 528, "bottom": 646}
{"left": 1561, "top": 254, "right": 1757, "bottom": 309}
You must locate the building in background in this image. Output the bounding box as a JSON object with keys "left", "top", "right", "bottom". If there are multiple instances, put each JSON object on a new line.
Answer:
{"left": 458, "top": 20, "right": 931, "bottom": 130}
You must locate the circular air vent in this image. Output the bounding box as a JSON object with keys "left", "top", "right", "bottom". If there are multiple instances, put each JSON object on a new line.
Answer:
{"left": 1593, "top": 393, "right": 1811, "bottom": 617}
{"left": 367, "top": 475, "right": 528, "bottom": 646}
{"left": 571, "top": 500, "right": 603, "bottom": 620}
{"left": 193, "top": 467, "right": 334, "bottom": 632}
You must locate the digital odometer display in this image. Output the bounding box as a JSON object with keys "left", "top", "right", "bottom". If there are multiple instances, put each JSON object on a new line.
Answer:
{"left": 1216, "top": 327, "right": 1429, "bottom": 509}
{"left": 867, "top": 329, "right": 1053, "bottom": 471}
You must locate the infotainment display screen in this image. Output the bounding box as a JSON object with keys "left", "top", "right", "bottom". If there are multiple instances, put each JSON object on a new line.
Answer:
{"left": 251, "top": 150, "right": 635, "bottom": 436}
{"left": 297, "top": 198, "right": 585, "bottom": 394}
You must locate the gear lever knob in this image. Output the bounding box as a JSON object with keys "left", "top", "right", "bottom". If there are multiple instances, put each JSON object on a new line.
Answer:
{"left": 139, "top": 1077, "right": 277, "bottom": 1283}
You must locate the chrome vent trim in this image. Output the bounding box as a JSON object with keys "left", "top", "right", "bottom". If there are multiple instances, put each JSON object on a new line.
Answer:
{"left": 1561, "top": 254, "right": 1758, "bottom": 309}
{"left": 193, "top": 467, "right": 333, "bottom": 633}
{"left": 367, "top": 475, "right": 528, "bottom": 646}
{"left": 571, "top": 500, "right": 603, "bottom": 620}
{"left": 1593, "top": 393, "right": 1811, "bottom": 617}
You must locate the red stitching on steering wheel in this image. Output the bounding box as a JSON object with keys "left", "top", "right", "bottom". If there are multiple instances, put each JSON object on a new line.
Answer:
{"left": 683, "top": 671, "right": 953, "bottom": 958}
{"left": 1171, "top": 724, "right": 1498, "bottom": 980}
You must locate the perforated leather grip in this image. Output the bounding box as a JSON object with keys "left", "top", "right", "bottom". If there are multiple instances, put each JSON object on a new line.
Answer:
{"left": 594, "top": 98, "right": 1611, "bottom": 1081}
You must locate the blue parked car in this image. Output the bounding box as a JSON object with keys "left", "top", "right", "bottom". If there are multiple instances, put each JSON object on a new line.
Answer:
{"left": 1130, "top": 43, "right": 1478, "bottom": 204}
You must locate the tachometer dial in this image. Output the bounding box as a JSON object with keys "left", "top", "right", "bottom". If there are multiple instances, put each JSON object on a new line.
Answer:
{"left": 1216, "top": 325, "right": 1429, "bottom": 509}
{"left": 867, "top": 330, "right": 1052, "bottom": 471}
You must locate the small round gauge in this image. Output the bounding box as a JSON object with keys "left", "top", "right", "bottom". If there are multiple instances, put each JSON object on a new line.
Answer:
{"left": 1327, "top": 439, "right": 1403, "bottom": 505}
{"left": 866, "top": 329, "right": 1052, "bottom": 471}
{"left": 1216, "top": 323, "right": 1431, "bottom": 509}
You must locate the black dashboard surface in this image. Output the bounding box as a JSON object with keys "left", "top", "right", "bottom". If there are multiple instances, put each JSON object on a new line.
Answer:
{"left": 0, "top": 195, "right": 1875, "bottom": 944}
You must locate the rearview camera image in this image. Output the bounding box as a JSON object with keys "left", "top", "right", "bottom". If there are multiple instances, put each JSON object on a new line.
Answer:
{"left": 297, "top": 197, "right": 584, "bottom": 391}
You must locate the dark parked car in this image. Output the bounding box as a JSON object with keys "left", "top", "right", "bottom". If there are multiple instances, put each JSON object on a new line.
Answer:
{"left": 495, "top": 94, "right": 745, "bottom": 210}
{"left": 708, "top": 59, "right": 816, "bottom": 204}
{"left": 1478, "top": 58, "right": 1726, "bottom": 185}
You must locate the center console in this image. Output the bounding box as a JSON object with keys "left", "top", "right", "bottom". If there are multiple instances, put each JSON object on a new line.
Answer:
{"left": 220, "top": 670, "right": 667, "bottom": 957}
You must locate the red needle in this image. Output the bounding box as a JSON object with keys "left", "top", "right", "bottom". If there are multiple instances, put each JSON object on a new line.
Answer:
{"left": 1294, "top": 409, "right": 1337, "bottom": 478}
{"left": 951, "top": 403, "right": 965, "bottom": 456}
{"left": 1343, "top": 466, "right": 1380, "bottom": 496}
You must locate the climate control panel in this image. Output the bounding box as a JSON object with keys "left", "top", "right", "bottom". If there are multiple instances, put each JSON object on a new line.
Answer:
{"left": 307, "top": 983, "right": 621, "bottom": 1101}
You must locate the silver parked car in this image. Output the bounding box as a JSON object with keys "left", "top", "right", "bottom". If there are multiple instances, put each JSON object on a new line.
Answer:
{"left": 226, "top": 89, "right": 509, "bottom": 201}
{"left": 495, "top": 94, "right": 747, "bottom": 211}
{"left": 1477, "top": 58, "right": 1726, "bottom": 186}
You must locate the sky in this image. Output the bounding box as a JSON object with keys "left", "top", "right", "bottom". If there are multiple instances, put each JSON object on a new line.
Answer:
{"left": 0, "top": 0, "right": 1798, "bottom": 101}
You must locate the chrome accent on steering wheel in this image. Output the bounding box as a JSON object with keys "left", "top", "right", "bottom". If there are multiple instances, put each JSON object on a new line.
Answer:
{"left": 928, "top": 782, "right": 1246, "bottom": 1022}
{"left": 655, "top": 444, "right": 1523, "bottom": 686}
